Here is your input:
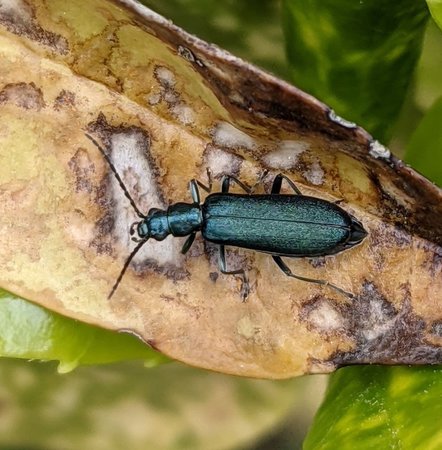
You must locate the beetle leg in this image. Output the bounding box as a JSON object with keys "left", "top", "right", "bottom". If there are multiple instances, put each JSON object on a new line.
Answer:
{"left": 181, "top": 233, "right": 196, "bottom": 254}
{"left": 254, "top": 169, "right": 269, "bottom": 189}
{"left": 271, "top": 174, "right": 302, "bottom": 195}
{"left": 218, "top": 245, "right": 250, "bottom": 301}
{"left": 272, "top": 256, "right": 354, "bottom": 299}
{"left": 189, "top": 180, "right": 201, "bottom": 203}
{"left": 221, "top": 175, "right": 252, "bottom": 194}
{"left": 190, "top": 168, "right": 212, "bottom": 203}
{"left": 193, "top": 168, "right": 213, "bottom": 192}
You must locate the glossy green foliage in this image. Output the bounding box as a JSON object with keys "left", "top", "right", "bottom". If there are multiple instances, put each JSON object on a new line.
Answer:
{"left": 427, "top": 0, "right": 442, "bottom": 30}
{"left": 304, "top": 366, "right": 442, "bottom": 450}
{"left": 0, "top": 289, "right": 167, "bottom": 371}
{"left": 282, "top": 0, "right": 429, "bottom": 142}
{"left": 405, "top": 96, "right": 442, "bottom": 186}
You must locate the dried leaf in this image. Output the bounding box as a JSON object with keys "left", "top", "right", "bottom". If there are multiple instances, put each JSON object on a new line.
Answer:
{"left": 0, "top": 0, "right": 440, "bottom": 378}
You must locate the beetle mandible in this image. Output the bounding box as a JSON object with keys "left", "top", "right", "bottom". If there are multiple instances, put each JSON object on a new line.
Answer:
{"left": 85, "top": 134, "right": 367, "bottom": 300}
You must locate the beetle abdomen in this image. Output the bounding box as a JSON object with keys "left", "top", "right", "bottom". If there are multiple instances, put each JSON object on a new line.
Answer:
{"left": 202, "top": 194, "right": 356, "bottom": 257}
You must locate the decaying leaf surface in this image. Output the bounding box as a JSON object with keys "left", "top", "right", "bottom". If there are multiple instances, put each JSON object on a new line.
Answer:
{"left": 0, "top": 0, "right": 440, "bottom": 378}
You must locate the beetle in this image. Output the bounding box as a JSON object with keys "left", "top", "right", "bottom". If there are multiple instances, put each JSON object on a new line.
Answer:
{"left": 85, "top": 134, "right": 367, "bottom": 300}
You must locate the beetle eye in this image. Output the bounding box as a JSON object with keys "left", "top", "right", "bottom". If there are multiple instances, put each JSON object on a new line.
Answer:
{"left": 130, "top": 221, "right": 139, "bottom": 236}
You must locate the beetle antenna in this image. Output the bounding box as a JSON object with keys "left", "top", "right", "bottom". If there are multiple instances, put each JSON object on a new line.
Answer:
{"left": 85, "top": 133, "right": 145, "bottom": 219}
{"left": 108, "top": 238, "right": 148, "bottom": 299}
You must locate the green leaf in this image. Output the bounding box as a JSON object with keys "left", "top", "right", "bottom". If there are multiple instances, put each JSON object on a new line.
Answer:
{"left": 0, "top": 359, "right": 310, "bottom": 450}
{"left": 0, "top": 289, "right": 167, "bottom": 371}
{"left": 282, "top": 0, "right": 429, "bottom": 142}
{"left": 304, "top": 366, "right": 442, "bottom": 450}
{"left": 404, "top": 96, "right": 442, "bottom": 186}
{"left": 427, "top": 0, "right": 442, "bottom": 30}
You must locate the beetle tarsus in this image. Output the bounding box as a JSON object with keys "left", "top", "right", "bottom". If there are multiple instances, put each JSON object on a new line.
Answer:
{"left": 221, "top": 175, "right": 252, "bottom": 194}
{"left": 219, "top": 244, "right": 250, "bottom": 300}
{"left": 271, "top": 173, "right": 302, "bottom": 195}
{"left": 181, "top": 233, "right": 196, "bottom": 254}
{"left": 272, "top": 255, "right": 354, "bottom": 299}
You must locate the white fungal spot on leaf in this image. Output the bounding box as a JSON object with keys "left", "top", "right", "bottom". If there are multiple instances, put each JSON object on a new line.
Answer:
{"left": 109, "top": 131, "right": 182, "bottom": 267}
{"left": 171, "top": 103, "right": 195, "bottom": 126}
{"left": 155, "top": 66, "right": 176, "bottom": 88}
{"left": 0, "top": 0, "right": 33, "bottom": 21}
{"left": 307, "top": 300, "right": 345, "bottom": 332}
{"left": 237, "top": 316, "right": 259, "bottom": 339}
{"left": 147, "top": 92, "right": 161, "bottom": 105}
{"left": 361, "top": 298, "right": 396, "bottom": 341}
{"left": 263, "top": 140, "right": 308, "bottom": 169}
{"left": 369, "top": 140, "right": 391, "bottom": 160}
{"left": 213, "top": 122, "right": 256, "bottom": 150}
{"left": 303, "top": 160, "right": 324, "bottom": 186}
{"left": 204, "top": 145, "right": 243, "bottom": 178}
{"left": 327, "top": 109, "right": 357, "bottom": 129}
{"left": 164, "top": 90, "right": 178, "bottom": 103}
{"left": 151, "top": 65, "right": 195, "bottom": 126}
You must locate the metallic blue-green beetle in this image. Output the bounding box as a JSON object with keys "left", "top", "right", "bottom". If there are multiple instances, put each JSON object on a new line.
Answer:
{"left": 86, "top": 134, "right": 367, "bottom": 300}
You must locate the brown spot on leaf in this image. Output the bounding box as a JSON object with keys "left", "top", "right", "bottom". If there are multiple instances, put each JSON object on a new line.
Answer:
{"left": 422, "top": 248, "right": 442, "bottom": 278}
{"left": 0, "top": 82, "right": 45, "bottom": 110}
{"left": 368, "top": 222, "right": 412, "bottom": 251}
{"left": 0, "top": 1, "right": 68, "bottom": 54}
{"left": 430, "top": 321, "right": 442, "bottom": 338}
{"left": 151, "top": 65, "right": 195, "bottom": 125}
{"left": 87, "top": 113, "right": 161, "bottom": 200}
{"left": 53, "top": 90, "right": 76, "bottom": 110}
{"left": 308, "top": 257, "right": 327, "bottom": 269}
{"left": 186, "top": 237, "right": 205, "bottom": 258}
{"left": 177, "top": 45, "right": 204, "bottom": 67}
{"left": 68, "top": 148, "right": 95, "bottom": 194}
{"left": 90, "top": 214, "right": 114, "bottom": 256}
{"left": 329, "top": 282, "right": 442, "bottom": 365}
{"left": 368, "top": 172, "right": 411, "bottom": 226}
{"left": 132, "top": 257, "right": 189, "bottom": 283}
